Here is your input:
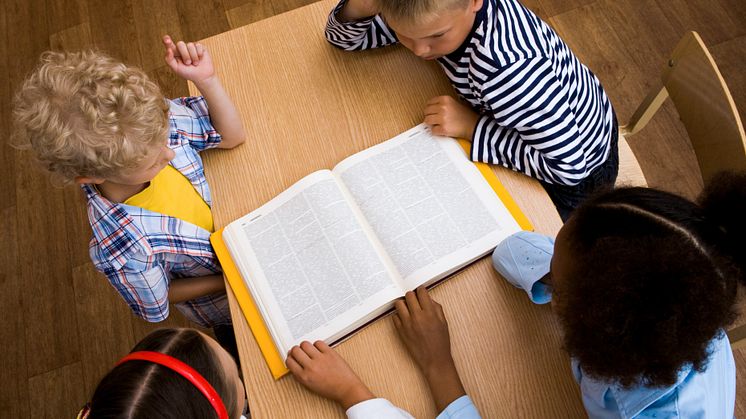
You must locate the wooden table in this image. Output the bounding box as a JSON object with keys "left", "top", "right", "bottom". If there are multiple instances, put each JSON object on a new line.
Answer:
{"left": 192, "top": 0, "right": 584, "bottom": 417}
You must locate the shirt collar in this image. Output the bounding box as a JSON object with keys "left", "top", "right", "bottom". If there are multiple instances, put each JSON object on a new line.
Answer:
{"left": 443, "top": 0, "right": 490, "bottom": 61}
{"left": 608, "top": 372, "right": 688, "bottom": 419}
{"left": 82, "top": 183, "right": 152, "bottom": 271}
{"left": 576, "top": 347, "right": 711, "bottom": 419}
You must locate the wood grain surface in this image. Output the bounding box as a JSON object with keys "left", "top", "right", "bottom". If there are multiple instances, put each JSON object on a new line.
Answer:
{"left": 192, "top": 2, "right": 583, "bottom": 417}
{"left": 2, "top": 0, "right": 745, "bottom": 416}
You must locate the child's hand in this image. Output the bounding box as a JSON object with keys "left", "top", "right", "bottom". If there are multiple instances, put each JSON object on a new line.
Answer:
{"left": 163, "top": 35, "right": 215, "bottom": 86}
{"left": 287, "top": 341, "right": 374, "bottom": 410}
{"left": 337, "top": 0, "right": 379, "bottom": 21}
{"left": 424, "top": 96, "right": 480, "bottom": 141}
{"left": 393, "top": 287, "right": 454, "bottom": 374}
{"left": 395, "top": 287, "right": 466, "bottom": 412}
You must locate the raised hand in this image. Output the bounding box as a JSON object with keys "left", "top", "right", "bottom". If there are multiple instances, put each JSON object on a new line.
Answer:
{"left": 163, "top": 35, "right": 215, "bottom": 85}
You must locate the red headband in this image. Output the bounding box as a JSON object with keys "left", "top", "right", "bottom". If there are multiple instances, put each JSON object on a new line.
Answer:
{"left": 116, "top": 351, "right": 229, "bottom": 419}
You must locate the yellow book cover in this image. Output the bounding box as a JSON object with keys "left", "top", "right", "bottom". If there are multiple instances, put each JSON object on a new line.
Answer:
{"left": 211, "top": 229, "right": 290, "bottom": 379}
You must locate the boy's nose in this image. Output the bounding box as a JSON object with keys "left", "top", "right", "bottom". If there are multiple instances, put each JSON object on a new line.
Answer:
{"left": 413, "top": 42, "right": 430, "bottom": 58}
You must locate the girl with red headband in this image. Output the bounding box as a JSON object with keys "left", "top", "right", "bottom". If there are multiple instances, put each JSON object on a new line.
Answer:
{"left": 78, "top": 328, "right": 246, "bottom": 419}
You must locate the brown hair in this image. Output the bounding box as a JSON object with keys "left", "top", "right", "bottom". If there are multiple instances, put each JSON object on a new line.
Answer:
{"left": 88, "top": 328, "right": 240, "bottom": 419}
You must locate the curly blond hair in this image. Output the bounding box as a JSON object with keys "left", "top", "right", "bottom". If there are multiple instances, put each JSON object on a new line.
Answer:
{"left": 378, "top": 0, "right": 472, "bottom": 23}
{"left": 12, "top": 50, "right": 169, "bottom": 182}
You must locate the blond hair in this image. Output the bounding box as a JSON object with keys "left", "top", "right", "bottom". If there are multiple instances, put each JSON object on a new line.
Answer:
{"left": 378, "top": 0, "right": 472, "bottom": 23}
{"left": 12, "top": 50, "right": 169, "bottom": 182}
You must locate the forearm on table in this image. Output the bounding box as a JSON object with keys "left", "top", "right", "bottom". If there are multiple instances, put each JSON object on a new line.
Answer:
{"left": 193, "top": 77, "right": 246, "bottom": 149}
{"left": 423, "top": 360, "right": 467, "bottom": 413}
{"left": 471, "top": 116, "right": 579, "bottom": 184}
{"left": 168, "top": 273, "right": 226, "bottom": 303}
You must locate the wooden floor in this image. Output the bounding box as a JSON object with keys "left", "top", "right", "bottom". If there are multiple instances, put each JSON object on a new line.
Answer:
{"left": 1, "top": 0, "right": 744, "bottom": 417}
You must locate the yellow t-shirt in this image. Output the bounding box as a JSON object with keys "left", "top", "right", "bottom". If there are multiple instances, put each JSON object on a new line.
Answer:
{"left": 125, "top": 165, "right": 214, "bottom": 232}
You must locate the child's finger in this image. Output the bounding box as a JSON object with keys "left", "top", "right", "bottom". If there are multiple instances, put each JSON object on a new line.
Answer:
{"left": 392, "top": 312, "right": 403, "bottom": 330}
{"left": 423, "top": 104, "right": 440, "bottom": 116}
{"left": 426, "top": 96, "right": 444, "bottom": 106}
{"left": 286, "top": 353, "right": 303, "bottom": 373}
{"left": 162, "top": 35, "right": 174, "bottom": 48}
{"left": 300, "top": 340, "right": 320, "bottom": 359}
{"left": 424, "top": 114, "right": 442, "bottom": 127}
{"left": 196, "top": 43, "right": 205, "bottom": 59}
{"left": 394, "top": 299, "right": 410, "bottom": 322}
{"left": 289, "top": 345, "right": 312, "bottom": 367}
{"left": 187, "top": 42, "right": 199, "bottom": 64}
{"left": 404, "top": 290, "right": 421, "bottom": 313}
{"left": 313, "top": 340, "right": 331, "bottom": 353}
{"left": 176, "top": 41, "right": 191, "bottom": 64}
{"left": 431, "top": 124, "right": 446, "bottom": 136}
{"left": 415, "top": 286, "right": 433, "bottom": 310}
{"left": 164, "top": 46, "right": 178, "bottom": 70}
{"left": 435, "top": 302, "right": 446, "bottom": 322}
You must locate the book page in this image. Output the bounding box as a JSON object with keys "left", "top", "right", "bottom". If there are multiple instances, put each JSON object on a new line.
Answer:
{"left": 334, "top": 124, "right": 521, "bottom": 289}
{"left": 223, "top": 170, "right": 403, "bottom": 356}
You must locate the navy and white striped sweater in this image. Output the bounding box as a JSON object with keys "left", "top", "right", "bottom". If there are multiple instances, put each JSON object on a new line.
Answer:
{"left": 325, "top": 0, "right": 614, "bottom": 186}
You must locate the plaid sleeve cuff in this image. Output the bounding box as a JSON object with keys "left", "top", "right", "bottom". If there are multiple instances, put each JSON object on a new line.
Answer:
{"left": 170, "top": 96, "right": 222, "bottom": 152}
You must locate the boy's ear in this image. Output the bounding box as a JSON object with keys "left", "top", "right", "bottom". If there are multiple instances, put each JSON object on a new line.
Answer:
{"left": 471, "top": 0, "right": 483, "bottom": 12}
{"left": 74, "top": 176, "right": 105, "bottom": 185}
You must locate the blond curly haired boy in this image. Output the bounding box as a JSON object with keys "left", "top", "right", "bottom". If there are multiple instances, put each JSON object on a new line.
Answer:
{"left": 13, "top": 36, "right": 246, "bottom": 340}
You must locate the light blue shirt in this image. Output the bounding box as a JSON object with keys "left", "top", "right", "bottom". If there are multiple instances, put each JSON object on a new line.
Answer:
{"left": 492, "top": 231, "right": 736, "bottom": 418}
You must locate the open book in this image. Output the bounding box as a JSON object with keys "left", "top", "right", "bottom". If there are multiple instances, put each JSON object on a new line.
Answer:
{"left": 212, "top": 124, "right": 530, "bottom": 378}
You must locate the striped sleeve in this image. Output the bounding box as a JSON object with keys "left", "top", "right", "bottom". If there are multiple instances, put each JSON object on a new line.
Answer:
{"left": 470, "top": 57, "right": 590, "bottom": 186}
{"left": 325, "top": 0, "right": 398, "bottom": 51}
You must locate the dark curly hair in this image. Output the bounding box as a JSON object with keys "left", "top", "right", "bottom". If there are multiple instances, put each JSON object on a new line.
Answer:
{"left": 88, "top": 328, "right": 240, "bottom": 419}
{"left": 554, "top": 171, "right": 746, "bottom": 388}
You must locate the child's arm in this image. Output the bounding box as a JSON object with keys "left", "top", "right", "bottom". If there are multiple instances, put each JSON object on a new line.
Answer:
{"left": 426, "top": 58, "right": 600, "bottom": 187}
{"left": 287, "top": 341, "right": 414, "bottom": 418}
{"left": 287, "top": 341, "right": 374, "bottom": 410}
{"left": 325, "top": 0, "right": 398, "bottom": 51}
{"left": 167, "top": 274, "right": 226, "bottom": 303}
{"left": 287, "top": 288, "right": 480, "bottom": 418}
{"left": 393, "top": 287, "right": 470, "bottom": 413}
{"left": 163, "top": 35, "right": 246, "bottom": 149}
{"left": 335, "top": 0, "right": 378, "bottom": 21}
{"left": 491, "top": 232, "right": 554, "bottom": 305}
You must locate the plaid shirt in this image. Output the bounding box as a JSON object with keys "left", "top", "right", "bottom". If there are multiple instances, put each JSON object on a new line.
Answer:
{"left": 83, "top": 97, "right": 231, "bottom": 328}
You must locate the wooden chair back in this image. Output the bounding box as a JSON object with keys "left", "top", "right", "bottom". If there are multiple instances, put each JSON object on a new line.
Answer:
{"left": 622, "top": 31, "right": 746, "bottom": 184}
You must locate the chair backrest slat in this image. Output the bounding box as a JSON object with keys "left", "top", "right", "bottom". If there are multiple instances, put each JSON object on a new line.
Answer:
{"left": 662, "top": 32, "right": 746, "bottom": 183}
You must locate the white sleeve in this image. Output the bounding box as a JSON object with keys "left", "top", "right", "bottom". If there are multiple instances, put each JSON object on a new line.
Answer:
{"left": 346, "top": 398, "right": 415, "bottom": 419}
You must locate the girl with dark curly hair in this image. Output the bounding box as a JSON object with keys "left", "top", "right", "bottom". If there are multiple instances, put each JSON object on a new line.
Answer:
{"left": 278, "top": 173, "right": 746, "bottom": 419}
{"left": 492, "top": 170, "right": 745, "bottom": 417}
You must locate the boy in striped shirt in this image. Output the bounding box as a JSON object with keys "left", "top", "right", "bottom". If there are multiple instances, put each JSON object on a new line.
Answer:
{"left": 326, "top": 0, "right": 618, "bottom": 220}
